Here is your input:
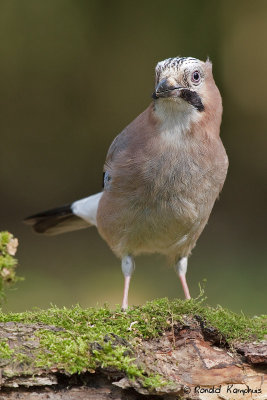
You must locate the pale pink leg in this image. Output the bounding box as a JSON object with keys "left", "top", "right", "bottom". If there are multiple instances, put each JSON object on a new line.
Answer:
{"left": 122, "top": 276, "right": 131, "bottom": 311}
{"left": 121, "top": 255, "right": 135, "bottom": 310}
{"left": 175, "top": 257, "right": 191, "bottom": 300}
{"left": 179, "top": 273, "right": 191, "bottom": 299}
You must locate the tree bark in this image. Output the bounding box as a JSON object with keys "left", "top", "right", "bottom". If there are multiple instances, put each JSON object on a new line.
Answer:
{"left": 0, "top": 318, "right": 266, "bottom": 399}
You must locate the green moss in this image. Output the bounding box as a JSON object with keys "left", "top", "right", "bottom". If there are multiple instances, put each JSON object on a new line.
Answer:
{"left": 0, "top": 340, "right": 14, "bottom": 359}
{"left": 14, "top": 352, "right": 33, "bottom": 364}
{"left": 0, "top": 232, "right": 12, "bottom": 249}
{"left": 0, "top": 296, "right": 265, "bottom": 389}
{"left": 0, "top": 231, "right": 22, "bottom": 303}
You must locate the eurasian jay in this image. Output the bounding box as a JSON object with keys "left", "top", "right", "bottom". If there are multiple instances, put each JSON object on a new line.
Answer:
{"left": 25, "top": 56, "right": 228, "bottom": 310}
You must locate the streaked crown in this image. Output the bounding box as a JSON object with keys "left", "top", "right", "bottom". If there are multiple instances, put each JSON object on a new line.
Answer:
{"left": 155, "top": 57, "right": 203, "bottom": 85}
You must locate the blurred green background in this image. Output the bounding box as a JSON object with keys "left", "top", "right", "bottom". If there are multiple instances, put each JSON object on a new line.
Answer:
{"left": 0, "top": 0, "right": 266, "bottom": 315}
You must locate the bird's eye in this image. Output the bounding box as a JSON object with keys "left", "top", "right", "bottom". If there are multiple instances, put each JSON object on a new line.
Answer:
{"left": 191, "top": 70, "right": 201, "bottom": 84}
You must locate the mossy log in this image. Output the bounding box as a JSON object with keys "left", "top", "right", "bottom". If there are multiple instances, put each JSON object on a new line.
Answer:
{"left": 0, "top": 299, "right": 266, "bottom": 399}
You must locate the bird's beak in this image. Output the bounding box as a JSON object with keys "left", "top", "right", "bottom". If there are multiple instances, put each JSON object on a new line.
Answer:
{"left": 152, "top": 78, "right": 184, "bottom": 99}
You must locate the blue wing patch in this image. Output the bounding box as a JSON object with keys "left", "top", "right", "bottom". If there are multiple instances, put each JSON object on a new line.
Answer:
{"left": 103, "top": 171, "right": 112, "bottom": 190}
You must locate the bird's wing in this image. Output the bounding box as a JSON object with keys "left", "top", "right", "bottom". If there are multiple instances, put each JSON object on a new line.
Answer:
{"left": 102, "top": 104, "right": 157, "bottom": 191}
{"left": 105, "top": 129, "right": 130, "bottom": 169}
{"left": 104, "top": 104, "right": 156, "bottom": 171}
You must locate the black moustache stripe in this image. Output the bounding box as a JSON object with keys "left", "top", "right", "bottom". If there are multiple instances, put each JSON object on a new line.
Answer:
{"left": 180, "top": 89, "right": 205, "bottom": 112}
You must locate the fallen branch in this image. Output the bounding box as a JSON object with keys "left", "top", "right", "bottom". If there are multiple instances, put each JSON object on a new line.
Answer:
{"left": 0, "top": 299, "right": 266, "bottom": 399}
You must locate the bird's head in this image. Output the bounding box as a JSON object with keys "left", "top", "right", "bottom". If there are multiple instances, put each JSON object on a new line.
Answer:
{"left": 153, "top": 57, "right": 222, "bottom": 132}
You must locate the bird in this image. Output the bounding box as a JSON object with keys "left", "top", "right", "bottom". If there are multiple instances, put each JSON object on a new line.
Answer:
{"left": 25, "top": 56, "right": 228, "bottom": 310}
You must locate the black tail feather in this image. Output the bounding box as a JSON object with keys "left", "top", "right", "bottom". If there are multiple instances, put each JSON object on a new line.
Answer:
{"left": 25, "top": 204, "right": 73, "bottom": 220}
{"left": 24, "top": 204, "right": 89, "bottom": 235}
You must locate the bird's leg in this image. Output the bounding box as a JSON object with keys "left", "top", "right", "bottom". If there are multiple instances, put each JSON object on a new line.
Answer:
{"left": 174, "top": 257, "right": 191, "bottom": 299}
{"left": 121, "top": 255, "right": 135, "bottom": 310}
